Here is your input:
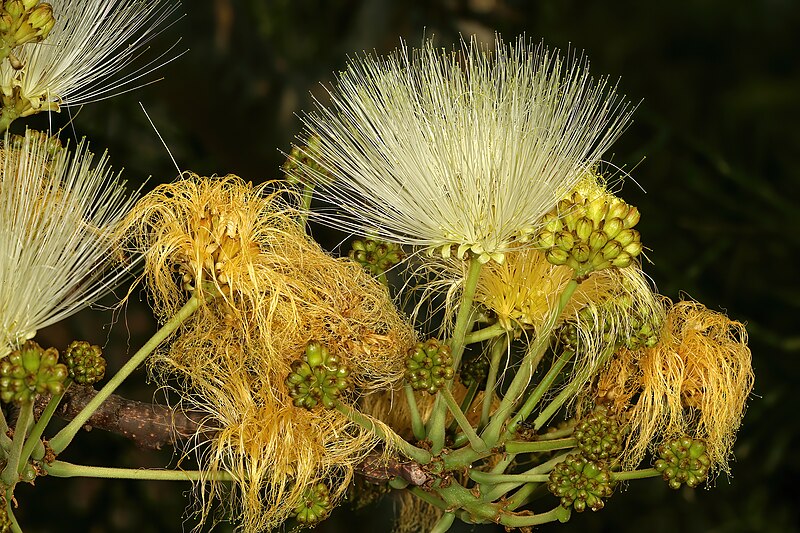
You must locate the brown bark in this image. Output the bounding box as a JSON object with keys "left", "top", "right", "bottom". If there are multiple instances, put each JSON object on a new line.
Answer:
{"left": 38, "top": 385, "right": 428, "bottom": 486}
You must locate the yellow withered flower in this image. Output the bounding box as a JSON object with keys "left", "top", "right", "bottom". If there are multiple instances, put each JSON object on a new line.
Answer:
{"left": 292, "top": 35, "right": 633, "bottom": 264}
{"left": 0, "top": 129, "right": 136, "bottom": 355}
{"left": 596, "top": 300, "right": 753, "bottom": 473}
{"left": 125, "top": 174, "right": 415, "bottom": 530}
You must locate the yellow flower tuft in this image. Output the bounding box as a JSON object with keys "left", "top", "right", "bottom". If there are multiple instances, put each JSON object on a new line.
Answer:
{"left": 596, "top": 301, "right": 753, "bottom": 473}
{"left": 125, "top": 174, "right": 415, "bottom": 530}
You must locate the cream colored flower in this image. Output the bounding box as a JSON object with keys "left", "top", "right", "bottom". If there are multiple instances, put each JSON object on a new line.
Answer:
{"left": 293, "top": 36, "right": 634, "bottom": 263}
{"left": 0, "top": 0, "right": 181, "bottom": 118}
{"left": 0, "top": 129, "right": 136, "bottom": 353}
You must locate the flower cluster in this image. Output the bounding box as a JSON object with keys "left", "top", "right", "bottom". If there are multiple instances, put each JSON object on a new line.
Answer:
{"left": 125, "top": 174, "right": 415, "bottom": 530}
{"left": 290, "top": 36, "right": 633, "bottom": 264}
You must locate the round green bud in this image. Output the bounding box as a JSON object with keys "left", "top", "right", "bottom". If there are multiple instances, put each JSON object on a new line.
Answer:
{"left": 586, "top": 198, "right": 608, "bottom": 226}
{"left": 574, "top": 406, "right": 625, "bottom": 461}
{"left": 459, "top": 354, "right": 489, "bottom": 390}
{"left": 575, "top": 217, "right": 594, "bottom": 241}
{"left": 602, "top": 217, "right": 624, "bottom": 239}
{"left": 349, "top": 237, "right": 404, "bottom": 278}
{"left": 548, "top": 453, "right": 615, "bottom": 512}
{"left": 623, "top": 206, "right": 641, "bottom": 228}
{"left": 0, "top": 341, "right": 67, "bottom": 404}
{"left": 654, "top": 436, "right": 711, "bottom": 489}
{"left": 293, "top": 482, "right": 332, "bottom": 524}
{"left": 286, "top": 342, "right": 351, "bottom": 410}
{"left": 588, "top": 230, "right": 609, "bottom": 251}
{"left": 405, "top": 339, "right": 454, "bottom": 394}
{"left": 63, "top": 341, "right": 106, "bottom": 385}
{"left": 545, "top": 248, "right": 569, "bottom": 266}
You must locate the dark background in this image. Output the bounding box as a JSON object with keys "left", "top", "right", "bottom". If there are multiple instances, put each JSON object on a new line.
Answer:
{"left": 12, "top": 0, "right": 798, "bottom": 531}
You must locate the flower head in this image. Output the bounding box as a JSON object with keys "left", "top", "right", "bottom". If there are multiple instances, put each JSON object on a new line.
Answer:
{"left": 125, "top": 174, "right": 415, "bottom": 530}
{"left": 0, "top": 0, "right": 181, "bottom": 122}
{"left": 292, "top": 35, "right": 633, "bottom": 263}
{"left": 595, "top": 300, "right": 753, "bottom": 474}
{"left": 0, "top": 129, "right": 136, "bottom": 354}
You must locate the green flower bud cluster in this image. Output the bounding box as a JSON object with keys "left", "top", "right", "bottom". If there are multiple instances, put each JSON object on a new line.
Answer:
{"left": 548, "top": 453, "right": 615, "bottom": 512}
{"left": 624, "top": 311, "right": 660, "bottom": 350}
{"left": 574, "top": 406, "right": 625, "bottom": 461}
{"left": 349, "top": 238, "right": 404, "bottom": 278}
{"left": 293, "top": 482, "right": 332, "bottom": 525}
{"left": 535, "top": 191, "right": 642, "bottom": 277}
{"left": 0, "top": 341, "right": 67, "bottom": 404}
{"left": 282, "top": 134, "right": 331, "bottom": 186}
{"left": 63, "top": 341, "right": 106, "bottom": 385}
{"left": 286, "top": 342, "right": 351, "bottom": 410}
{"left": 459, "top": 353, "right": 489, "bottom": 390}
{"left": 559, "top": 307, "right": 615, "bottom": 354}
{"left": 654, "top": 436, "right": 710, "bottom": 489}
{"left": 405, "top": 339, "right": 454, "bottom": 394}
{"left": 0, "top": 0, "right": 55, "bottom": 60}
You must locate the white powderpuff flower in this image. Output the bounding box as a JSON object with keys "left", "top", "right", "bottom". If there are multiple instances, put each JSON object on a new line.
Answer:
{"left": 295, "top": 36, "right": 634, "bottom": 263}
{"left": 0, "top": 129, "right": 138, "bottom": 354}
{"left": 0, "top": 0, "right": 182, "bottom": 116}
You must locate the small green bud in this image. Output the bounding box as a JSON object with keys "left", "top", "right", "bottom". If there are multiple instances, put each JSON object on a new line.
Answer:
{"left": 602, "top": 217, "right": 624, "bottom": 239}
{"left": 545, "top": 248, "right": 569, "bottom": 266}
{"left": 586, "top": 198, "right": 608, "bottom": 226}
{"left": 600, "top": 240, "right": 622, "bottom": 260}
{"left": 293, "top": 482, "right": 332, "bottom": 524}
{"left": 588, "top": 230, "right": 609, "bottom": 251}
{"left": 349, "top": 237, "right": 404, "bottom": 279}
{"left": 575, "top": 217, "right": 594, "bottom": 241}
{"left": 574, "top": 406, "right": 625, "bottom": 461}
{"left": 572, "top": 242, "right": 591, "bottom": 263}
{"left": 655, "top": 437, "right": 711, "bottom": 489}
{"left": 0, "top": 341, "right": 67, "bottom": 404}
{"left": 286, "top": 342, "right": 351, "bottom": 410}
{"left": 611, "top": 252, "right": 633, "bottom": 268}
{"left": 405, "top": 339, "right": 454, "bottom": 394}
{"left": 607, "top": 199, "right": 630, "bottom": 221}
{"left": 536, "top": 229, "right": 555, "bottom": 248}
{"left": 548, "top": 453, "right": 615, "bottom": 512}
{"left": 554, "top": 230, "right": 575, "bottom": 251}
{"left": 623, "top": 206, "right": 641, "bottom": 228}
{"left": 63, "top": 341, "right": 106, "bottom": 385}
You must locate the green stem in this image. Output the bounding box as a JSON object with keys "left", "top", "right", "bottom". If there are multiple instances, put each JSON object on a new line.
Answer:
{"left": 403, "top": 384, "right": 426, "bottom": 441}
{"left": 334, "top": 401, "right": 431, "bottom": 464}
{"left": 427, "top": 256, "right": 483, "bottom": 454}
{"left": 470, "top": 470, "right": 549, "bottom": 484}
{"left": 298, "top": 182, "right": 314, "bottom": 229}
{"left": 464, "top": 323, "right": 507, "bottom": 345}
{"left": 531, "top": 345, "right": 615, "bottom": 432}
{"left": 447, "top": 380, "right": 478, "bottom": 434}
{"left": 481, "top": 280, "right": 578, "bottom": 447}
{"left": 440, "top": 387, "right": 486, "bottom": 452}
{"left": 497, "top": 505, "right": 571, "bottom": 527}
{"left": 409, "top": 486, "right": 448, "bottom": 511}
{"left": 612, "top": 468, "right": 661, "bottom": 481}
{"left": 4, "top": 487, "right": 23, "bottom": 533}
{"left": 430, "top": 512, "right": 455, "bottom": 533}
{"left": 480, "top": 334, "right": 508, "bottom": 429}
{"left": 504, "top": 437, "right": 577, "bottom": 454}
{"left": 49, "top": 296, "right": 201, "bottom": 455}
{"left": 479, "top": 451, "right": 570, "bottom": 503}
{"left": 44, "top": 460, "right": 234, "bottom": 481}
{"left": 0, "top": 408, "right": 11, "bottom": 452}
{"left": 1, "top": 401, "right": 32, "bottom": 486}
{"left": 18, "top": 386, "right": 69, "bottom": 471}
{"left": 504, "top": 350, "right": 575, "bottom": 439}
